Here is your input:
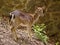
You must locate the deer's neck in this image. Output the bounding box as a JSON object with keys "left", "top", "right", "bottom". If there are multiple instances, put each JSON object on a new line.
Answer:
{"left": 33, "top": 13, "right": 40, "bottom": 25}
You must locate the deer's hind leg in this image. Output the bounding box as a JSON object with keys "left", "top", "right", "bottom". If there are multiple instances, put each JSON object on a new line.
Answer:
{"left": 26, "top": 24, "right": 32, "bottom": 37}
{"left": 11, "top": 26, "right": 18, "bottom": 41}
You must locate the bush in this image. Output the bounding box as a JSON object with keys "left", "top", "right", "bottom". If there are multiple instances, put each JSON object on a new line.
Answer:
{"left": 33, "top": 24, "right": 49, "bottom": 44}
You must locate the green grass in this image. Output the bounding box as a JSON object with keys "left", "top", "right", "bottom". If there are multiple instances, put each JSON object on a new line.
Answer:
{"left": 33, "top": 23, "right": 49, "bottom": 44}
{"left": 55, "top": 42, "right": 59, "bottom": 45}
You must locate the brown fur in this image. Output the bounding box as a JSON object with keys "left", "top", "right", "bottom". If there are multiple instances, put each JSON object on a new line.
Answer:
{"left": 10, "top": 7, "right": 44, "bottom": 41}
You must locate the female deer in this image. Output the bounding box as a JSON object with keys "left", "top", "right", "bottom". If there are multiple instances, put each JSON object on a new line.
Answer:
{"left": 10, "top": 7, "right": 44, "bottom": 41}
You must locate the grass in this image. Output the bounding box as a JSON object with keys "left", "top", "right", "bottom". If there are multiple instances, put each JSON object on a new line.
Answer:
{"left": 33, "top": 23, "right": 49, "bottom": 44}
{"left": 55, "top": 42, "right": 59, "bottom": 45}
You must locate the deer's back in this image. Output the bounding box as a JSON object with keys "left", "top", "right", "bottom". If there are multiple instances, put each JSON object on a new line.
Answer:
{"left": 12, "top": 10, "right": 34, "bottom": 25}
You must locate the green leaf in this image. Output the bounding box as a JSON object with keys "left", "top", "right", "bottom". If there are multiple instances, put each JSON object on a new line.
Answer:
{"left": 33, "top": 24, "right": 48, "bottom": 44}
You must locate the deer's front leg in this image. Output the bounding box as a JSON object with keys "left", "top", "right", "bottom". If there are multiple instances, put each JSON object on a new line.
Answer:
{"left": 20, "top": 23, "right": 32, "bottom": 37}
{"left": 11, "top": 26, "right": 18, "bottom": 41}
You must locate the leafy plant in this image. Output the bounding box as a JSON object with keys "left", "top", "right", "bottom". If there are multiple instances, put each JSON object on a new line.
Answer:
{"left": 33, "top": 24, "right": 49, "bottom": 44}
{"left": 55, "top": 42, "right": 59, "bottom": 45}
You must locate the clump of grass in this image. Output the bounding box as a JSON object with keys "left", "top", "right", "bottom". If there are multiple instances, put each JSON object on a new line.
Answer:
{"left": 33, "top": 24, "right": 49, "bottom": 45}
{"left": 55, "top": 42, "right": 59, "bottom": 45}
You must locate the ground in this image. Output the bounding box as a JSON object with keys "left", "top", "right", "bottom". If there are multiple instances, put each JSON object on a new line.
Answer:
{"left": 0, "top": 18, "right": 55, "bottom": 45}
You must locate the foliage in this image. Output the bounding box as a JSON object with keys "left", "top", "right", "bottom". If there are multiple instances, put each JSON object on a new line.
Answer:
{"left": 33, "top": 24, "right": 48, "bottom": 44}
{"left": 55, "top": 42, "right": 59, "bottom": 45}
{"left": 0, "top": 0, "right": 60, "bottom": 43}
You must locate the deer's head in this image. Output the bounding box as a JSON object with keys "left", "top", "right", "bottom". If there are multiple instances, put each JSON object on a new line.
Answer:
{"left": 35, "top": 7, "right": 44, "bottom": 17}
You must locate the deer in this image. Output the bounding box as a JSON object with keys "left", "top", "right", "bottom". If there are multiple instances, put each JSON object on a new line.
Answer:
{"left": 9, "top": 7, "right": 44, "bottom": 41}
